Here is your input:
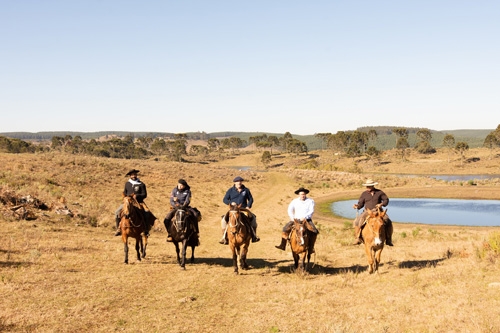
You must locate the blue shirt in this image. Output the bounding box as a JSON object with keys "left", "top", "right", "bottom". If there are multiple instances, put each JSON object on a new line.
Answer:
{"left": 223, "top": 185, "right": 254, "bottom": 208}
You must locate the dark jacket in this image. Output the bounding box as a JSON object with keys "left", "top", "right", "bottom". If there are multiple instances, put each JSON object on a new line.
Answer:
{"left": 170, "top": 186, "right": 192, "bottom": 208}
{"left": 356, "top": 188, "right": 389, "bottom": 210}
{"left": 223, "top": 185, "right": 254, "bottom": 208}
{"left": 123, "top": 180, "right": 147, "bottom": 203}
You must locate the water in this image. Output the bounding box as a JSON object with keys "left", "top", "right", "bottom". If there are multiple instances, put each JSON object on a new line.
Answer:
{"left": 395, "top": 174, "right": 500, "bottom": 181}
{"left": 331, "top": 198, "right": 500, "bottom": 226}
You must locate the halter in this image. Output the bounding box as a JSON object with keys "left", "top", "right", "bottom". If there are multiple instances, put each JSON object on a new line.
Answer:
{"left": 293, "top": 219, "right": 307, "bottom": 246}
{"left": 228, "top": 208, "right": 245, "bottom": 235}
{"left": 174, "top": 208, "right": 189, "bottom": 233}
{"left": 122, "top": 196, "right": 143, "bottom": 228}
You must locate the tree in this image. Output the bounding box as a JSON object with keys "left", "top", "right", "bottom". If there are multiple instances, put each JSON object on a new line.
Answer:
{"left": 261, "top": 151, "right": 272, "bottom": 168}
{"left": 396, "top": 137, "right": 410, "bottom": 161}
{"left": 442, "top": 134, "right": 456, "bottom": 163}
{"left": 365, "top": 146, "right": 381, "bottom": 164}
{"left": 392, "top": 127, "right": 408, "bottom": 147}
{"left": 455, "top": 141, "right": 469, "bottom": 166}
{"left": 207, "top": 138, "right": 220, "bottom": 152}
{"left": 314, "top": 133, "right": 331, "bottom": 150}
{"left": 483, "top": 133, "right": 499, "bottom": 160}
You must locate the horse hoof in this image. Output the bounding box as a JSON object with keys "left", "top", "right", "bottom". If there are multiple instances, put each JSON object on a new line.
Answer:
{"left": 180, "top": 266, "right": 186, "bottom": 270}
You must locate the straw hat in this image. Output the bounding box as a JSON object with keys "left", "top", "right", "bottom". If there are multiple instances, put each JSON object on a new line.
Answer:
{"left": 362, "top": 178, "right": 378, "bottom": 186}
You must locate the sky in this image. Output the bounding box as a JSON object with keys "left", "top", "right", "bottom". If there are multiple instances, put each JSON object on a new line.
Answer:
{"left": 1, "top": 1, "right": 499, "bottom": 135}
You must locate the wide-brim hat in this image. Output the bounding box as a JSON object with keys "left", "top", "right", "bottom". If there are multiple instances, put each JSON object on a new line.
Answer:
{"left": 294, "top": 187, "right": 309, "bottom": 195}
{"left": 233, "top": 176, "right": 244, "bottom": 182}
{"left": 126, "top": 169, "right": 140, "bottom": 176}
{"left": 362, "top": 178, "right": 378, "bottom": 186}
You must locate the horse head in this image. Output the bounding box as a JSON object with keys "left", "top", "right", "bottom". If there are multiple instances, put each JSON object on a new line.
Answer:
{"left": 293, "top": 218, "right": 308, "bottom": 246}
{"left": 173, "top": 207, "right": 189, "bottom": 232}
{"left": 227, "top": 203, "right": 245, "bottom": 235}
{"left": 366, "top": 208, "right": 387, "bottom": 246}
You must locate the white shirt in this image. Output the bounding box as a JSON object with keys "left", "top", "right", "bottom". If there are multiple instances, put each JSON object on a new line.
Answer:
{"left": 288, "top": 197, "right": 315, "bottom": 220}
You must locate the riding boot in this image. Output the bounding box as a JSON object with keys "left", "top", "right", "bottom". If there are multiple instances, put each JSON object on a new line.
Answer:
{"left": 385, "top": 219, "right": 394, "bottom": 246}
{"left": 219, "top": 229, "right": 228, "bottom": 245}
{"left": 164, "top": 218, "right": 173, "bottom": 242}
{"left": 114, "top": 217, "right": 121, "bottom": 236}
{"left": 352, "top": 226, "right": 363, "bottom": 245}
{"left": 275, "top": 232, "right": 288, "bottom": 250}
{"left": 251, "top": 226, "right": 260, "bottom": 243}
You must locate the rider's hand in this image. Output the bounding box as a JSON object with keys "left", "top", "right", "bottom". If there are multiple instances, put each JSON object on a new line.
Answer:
{"left": 353, "top": 204, "right": 359, "bottom": 209}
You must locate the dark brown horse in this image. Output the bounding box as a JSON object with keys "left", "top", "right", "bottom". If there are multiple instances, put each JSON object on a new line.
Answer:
{"left": 226, "top": 204, "right": 252, "bottom": 275}
{"left": 361, "top": 208, "right": 387, "bottom": 274}
{"left": 289, "top": 218, "right": 316, "bottom": 272}
{"left": 168, "top": 207, "right": 200, "bottom": 269}
{"left": 120, "top": 196, "right": 156, "bottom": 264}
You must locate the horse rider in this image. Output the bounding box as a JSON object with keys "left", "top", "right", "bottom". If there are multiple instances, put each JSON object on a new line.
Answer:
{"left": 114, "top": 169, "right": 149, "bottom": 236}
{"left": 219, "top": 176, "right": 260, "bottom": 244}
{"left": 352, "top": 178, "right": 394, "bottom": 246}
{"left": 164, "top": 179, "right": 200, "bottom": 242}
{"left": 275, "top": 187, "right": 318, "bottom": 252}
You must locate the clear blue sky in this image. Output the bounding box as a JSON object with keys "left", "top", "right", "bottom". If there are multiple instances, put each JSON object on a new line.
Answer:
{"left": 1, "top": 1, "right": 499, "bottom": 135}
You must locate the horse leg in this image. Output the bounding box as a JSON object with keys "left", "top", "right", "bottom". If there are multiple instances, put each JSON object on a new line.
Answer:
{"left": 174, "top": 241, "right": 181, "bottom": 265}
{"left": 374, "top": 247, "right": 383, "bottom": 273}
{"left": 240, "top": 244, "right": 249, "bottom": 270}
{"left": 141, "top": 234, "right": 148, "bottom": 258}
{"left": 231, "top": 245, "right": 239, "bottom": 275}
{"left": 135, "top": 238, "right": 141, "bottom": 262}
{"left": 123, "top": 241, "right": 129, "bottom": 264}
{"left": 180, "top": 239, "right": 187, "bottom": 269}
{"left": 190, "top": 245, "right": 195, "bottom": 263}
{"left": 365, "top": 244, "right": 374, "bottom": 274}
{"left": 292, "top": 252, "right": 299, "bottom": 270}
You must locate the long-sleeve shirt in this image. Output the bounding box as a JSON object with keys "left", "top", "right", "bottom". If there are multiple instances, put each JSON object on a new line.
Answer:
{"left": 288, "top": 197, "right": 315, "bottom": 220}
{"left": 356, "top": 188, "right": 389, "bottom": 210}
{"left": 123, "top": 179, "right": 147, "bottom": 203}
{"left": 223, "top": 185, "right": 253, "bottom": 208}
{"left": 170, "top": 186, "right": 191, "bottom": 208}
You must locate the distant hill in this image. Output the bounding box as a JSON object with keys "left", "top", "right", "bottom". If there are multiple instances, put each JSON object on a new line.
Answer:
{"left": 0, "top": 128, "right": 494, "bottom": 150}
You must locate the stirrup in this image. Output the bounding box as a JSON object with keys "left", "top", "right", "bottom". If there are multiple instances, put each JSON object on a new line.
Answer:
{"left": 114, "top": 230, "right": 121, "bottom": 236}
{"left": 219, "top": 238, "right": 228, "bottom": 245}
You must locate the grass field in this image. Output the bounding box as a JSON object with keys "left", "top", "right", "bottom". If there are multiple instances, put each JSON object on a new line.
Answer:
{"left": 1, "top": 148, "right": 500, "bottom": 332}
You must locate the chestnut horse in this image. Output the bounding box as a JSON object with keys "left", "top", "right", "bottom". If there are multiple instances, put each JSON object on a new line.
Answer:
{"left": 168, "top": 207, "right": 200, "bottom": 269}
{"left": 226, "top": 204, "right": 252, "bottom": 275}
{"left": 361, "top": 208, "right": 387, "bottom": 274}
{"left": 120, "top": 196, "right": 156, "bottom": 264}
{"left": 289, "top": 218, "right": 316, "bottom": 272}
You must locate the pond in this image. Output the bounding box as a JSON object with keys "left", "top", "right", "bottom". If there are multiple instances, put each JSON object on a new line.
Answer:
{"left": 396, "top": 174, "right": 500, "bottom": 181}
{"left": 331, "top": 198, "right": 500, "bottom": 227}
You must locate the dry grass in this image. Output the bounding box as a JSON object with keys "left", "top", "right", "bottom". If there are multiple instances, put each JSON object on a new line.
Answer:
{"left": 1, "top": 148, "right": 500, "bottom": 332}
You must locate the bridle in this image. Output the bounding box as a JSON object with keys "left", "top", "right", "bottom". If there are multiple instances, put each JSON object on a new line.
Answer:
{"left": 173, "top": 208, "right": 189, "bottom": 233}
{"left": 228, "top": 208, "right": 244, "bottom": 236}
{"left": 122, "top": 196, "right": 142, "bottom": 228}
{"left": 293, "top": 219, "right": 307, "bottom": 246}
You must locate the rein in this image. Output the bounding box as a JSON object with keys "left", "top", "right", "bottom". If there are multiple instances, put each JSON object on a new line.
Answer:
{"left": 228, "top": 209, "right": 244, "bottom": 234}
{"left": 123, "top": 197, "right": 143, "bottom": 228}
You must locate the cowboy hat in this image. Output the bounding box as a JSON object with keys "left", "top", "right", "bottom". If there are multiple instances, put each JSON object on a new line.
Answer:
{"left": 294, "top": 187, "right": 309, "bottom": 195}
{"left": 233, "top": 176, "right": 244, "bottom": 182}
{"left": 362, "top": 178, "right": 378, "bottom": 186}
{"left": 125, "top": 169, "right": 140, "bottom": 176}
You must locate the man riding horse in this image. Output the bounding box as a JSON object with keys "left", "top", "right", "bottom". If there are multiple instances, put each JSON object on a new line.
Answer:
{"left": 275, "top": 187, "right": 318, "bottom": 253}
{"left": 352, "top": 178, "right": 394, "bottom": 246}
{"left": 219, "top": 176, "right": 260, "bottom": 244}
{"left": 114, "top": 169, "right": 151, "bottom": 236}
{"left": 164, "top": 179, "right": 200, "bottom": 242}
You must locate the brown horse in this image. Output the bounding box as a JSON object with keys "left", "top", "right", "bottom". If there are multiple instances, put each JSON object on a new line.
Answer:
{"left": 168, "top": 207, "right": 200, "bottom": 269}
{"left": 361, "top": 208, "right": 387, "bottom": 274}
{"left": 120, "top": 196, "right": 156, "bottom": 264}
{"left": 289, "top": 218, "right": 316, "bottom": 272}
{"left": 226, "top": 204, "right": 252, "bottom": 275}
